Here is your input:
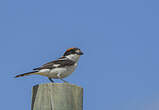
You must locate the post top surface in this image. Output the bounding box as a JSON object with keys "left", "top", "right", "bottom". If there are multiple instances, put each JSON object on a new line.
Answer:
{"left": 33, "top": 83, "right": 83, "bottom": 89}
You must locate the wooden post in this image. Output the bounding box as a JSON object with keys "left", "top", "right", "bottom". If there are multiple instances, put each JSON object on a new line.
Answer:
{"left": 31, "top": 83, "right": 83, "bottom": 110}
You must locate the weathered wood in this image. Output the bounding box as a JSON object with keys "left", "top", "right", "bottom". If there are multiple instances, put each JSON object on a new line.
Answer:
{"left": 31, "top": 83, "right": 83, "bottom": 110}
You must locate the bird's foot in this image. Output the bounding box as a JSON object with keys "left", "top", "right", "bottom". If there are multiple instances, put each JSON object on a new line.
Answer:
{"left": 60, "top": 78, "right": 68, "bottom": 83}
{"left": 48, "top": 78, "right": 54, "bottom": 83}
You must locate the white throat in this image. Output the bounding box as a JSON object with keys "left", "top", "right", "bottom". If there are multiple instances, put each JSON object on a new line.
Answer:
{"left": 65, "top": 54, "right": 80, "bottom": 62}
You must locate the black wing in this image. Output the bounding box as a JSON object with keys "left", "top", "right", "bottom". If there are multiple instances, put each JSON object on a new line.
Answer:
{"left": 33, "top": 59, "right": 75, "bottom": 70}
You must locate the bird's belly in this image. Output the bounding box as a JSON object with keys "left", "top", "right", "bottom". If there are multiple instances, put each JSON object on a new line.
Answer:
{"left": 48, "top": 68, "right": 67, "bottom": 78}
{"left": 59, "top": 68, "right": 74, "bottom": 78}
{"left": 50, "top": 65, "right": 76, "bottom": 79}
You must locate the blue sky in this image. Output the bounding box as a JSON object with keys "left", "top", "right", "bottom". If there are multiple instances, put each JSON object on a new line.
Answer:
{"left": 1, "top": 0, "right": 159, "bottom": 110}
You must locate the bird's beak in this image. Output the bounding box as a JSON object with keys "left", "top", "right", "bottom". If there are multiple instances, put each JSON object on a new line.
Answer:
{"left": 78, "top": 51, "right": 84, "bottom": 55}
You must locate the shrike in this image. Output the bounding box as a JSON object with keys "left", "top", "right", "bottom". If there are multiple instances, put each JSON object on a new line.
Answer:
{"left": 15, "top": 47, "right": 83, "bottom": 83}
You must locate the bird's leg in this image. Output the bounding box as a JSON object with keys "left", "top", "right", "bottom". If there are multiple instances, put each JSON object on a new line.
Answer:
{"left": 48, "top": 78, "right": 54, "bottom": 83}
{"left": 60, "top": 78, "right": 68, "bottom": 83}
{"left": 57, "top": 73, "right": 68, "bottom": 83}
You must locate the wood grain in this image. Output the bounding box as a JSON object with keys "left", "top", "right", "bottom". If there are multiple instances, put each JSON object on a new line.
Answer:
{"left": 31, "top": 83, "right": 83, "bottom": 110}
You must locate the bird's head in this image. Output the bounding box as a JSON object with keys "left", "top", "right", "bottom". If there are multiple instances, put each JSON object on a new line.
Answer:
{"left": 63, "top": 47, "right": 84, "bottom": 61}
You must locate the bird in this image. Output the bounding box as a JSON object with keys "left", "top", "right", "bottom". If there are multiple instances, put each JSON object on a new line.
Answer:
{"left": 15, "top": 47, "right": 84, "bottom": 83}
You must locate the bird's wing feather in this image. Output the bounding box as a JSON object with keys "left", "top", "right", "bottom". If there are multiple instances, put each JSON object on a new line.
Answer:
{"left": 33, "top": 59, "right": 75, "bottom": 70}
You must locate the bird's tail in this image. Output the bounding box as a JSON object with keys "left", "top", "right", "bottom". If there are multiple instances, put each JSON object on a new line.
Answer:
{"left": 15, "top": 71, "right": 38, "bottom": 78}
